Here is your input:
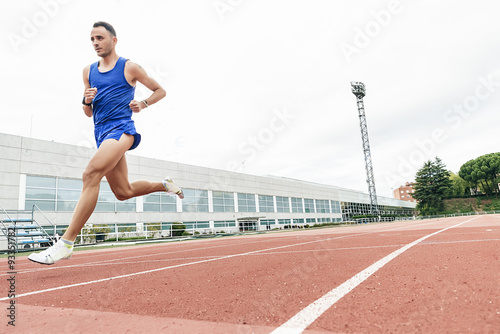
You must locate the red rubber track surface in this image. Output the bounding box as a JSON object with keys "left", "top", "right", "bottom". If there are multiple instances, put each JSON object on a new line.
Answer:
{"left": 1, "top": 216, "right": 499, "bottom": 333}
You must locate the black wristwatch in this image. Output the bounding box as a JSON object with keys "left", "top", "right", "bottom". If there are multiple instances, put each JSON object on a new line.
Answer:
{"left": 82, "top": 96, "right": 92, "bottom": 106}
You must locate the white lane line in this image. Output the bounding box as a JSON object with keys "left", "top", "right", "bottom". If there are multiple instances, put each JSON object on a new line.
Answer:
{"left": 270, "top": 216, "right": 478, "bottom": 334}
{"left": 0, "top": 227, "right": 399, "bottom": 301}
{"left": 3, "top": 219, "right": 438, "bottom": 277}
{"left": 10, "top": 237, "right": 499, "bottom": 276}
{"left": 0, "top": 218, "right": 461, "bottom": 301}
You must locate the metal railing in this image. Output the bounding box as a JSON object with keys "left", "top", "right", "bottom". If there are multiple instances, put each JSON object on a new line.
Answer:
{"left": 73, "top": 222, "right": 241, "bottom": 244}
{"left": 0, "top": 204, "right": 14, "bottom": 237}
{"left": 31, "top": 204, "right": 56, "bottom": 239}
{"left": 53, "top": 221, "right": 351, "bottom": 245}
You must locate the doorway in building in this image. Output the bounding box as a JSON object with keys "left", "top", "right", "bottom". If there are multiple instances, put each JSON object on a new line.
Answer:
{"left": 239, "top": 220, "right": 257, "bottom": 232}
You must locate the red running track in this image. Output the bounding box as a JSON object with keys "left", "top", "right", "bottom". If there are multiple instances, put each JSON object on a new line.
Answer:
{"left": 1, "top": 216, "right": 499, "bottom": 333}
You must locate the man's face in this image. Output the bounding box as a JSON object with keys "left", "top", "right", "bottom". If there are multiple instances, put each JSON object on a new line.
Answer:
{"left": 90, "top": 26, "right": 116, "bottom": 57}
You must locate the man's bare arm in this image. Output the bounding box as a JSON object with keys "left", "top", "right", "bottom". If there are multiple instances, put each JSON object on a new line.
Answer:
{"left": 82, "top": 66, "right": 96, "bottom": 118}
{"left": 126, "top": 61, "right": 166, "bottom": 113}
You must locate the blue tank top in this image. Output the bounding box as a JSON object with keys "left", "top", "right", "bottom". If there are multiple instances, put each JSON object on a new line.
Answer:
{"left": 89, "top": 57, "right": 135, "bottom": 125}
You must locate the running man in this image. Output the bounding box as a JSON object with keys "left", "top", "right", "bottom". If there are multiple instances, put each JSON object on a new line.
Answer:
{"left": 29, "top": 21, "right": 184, "bottom": 265}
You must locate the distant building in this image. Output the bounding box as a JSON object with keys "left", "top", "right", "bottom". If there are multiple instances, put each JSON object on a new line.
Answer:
{"left": 0, "top": 133, "right": 416, "bottom": 239}
{"left": 394, "top": 182, "right": 417, "bottom": 203}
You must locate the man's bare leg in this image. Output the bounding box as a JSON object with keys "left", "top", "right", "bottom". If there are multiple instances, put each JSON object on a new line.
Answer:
{"left": 28, "top": 134, "right": 135, "bottom": 264}
{"left": 63, "top": 134, "right": 135, "bottom": 241}
{"left": 105, "top": 154, "right": 164, "bottom": 201}
{"left": 28, "top": 133, "right": 184, "bottom": 265}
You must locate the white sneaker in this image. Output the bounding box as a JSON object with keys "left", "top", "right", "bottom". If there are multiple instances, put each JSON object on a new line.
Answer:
{"left": 28, "top": 239, "right": 73, "bottom": 265}
{"left": 162, "top": 177, "right": 184, "bottom": 199}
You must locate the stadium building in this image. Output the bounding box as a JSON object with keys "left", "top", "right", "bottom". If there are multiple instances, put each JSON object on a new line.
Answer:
{"left": 0, "top": 132, "right": 415, "bottom": 244}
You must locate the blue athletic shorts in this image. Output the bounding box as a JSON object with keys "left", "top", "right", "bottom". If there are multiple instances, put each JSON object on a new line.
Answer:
{"left": 94, "top": 118, "right": 141, "bottom": 150}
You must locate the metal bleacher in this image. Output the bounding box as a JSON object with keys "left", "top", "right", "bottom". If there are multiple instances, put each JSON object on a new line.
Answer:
{"left": 0, "top": 204, "right": 57, "bottom": 252}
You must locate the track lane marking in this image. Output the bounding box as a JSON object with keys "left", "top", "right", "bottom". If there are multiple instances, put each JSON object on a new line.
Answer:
{"left": 0, "top": 228, "right": 401, "bottom": 301}
{"left": 271, "top": 216, "right": 478, "bottom": 334}
{"left": 5, "top": 219, "right": 446, "bottom": 277}
{"left": 0, "top": 219, "right": 449, "bottom": 301}
{"left": 0, "top": 218, "right": 468, "bottom": 301}
{"left": 11, "top": 237, "right": 500, "bottom": 276}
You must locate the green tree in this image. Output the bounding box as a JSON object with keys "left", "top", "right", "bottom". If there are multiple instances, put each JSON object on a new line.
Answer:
{"left": 413, "top": 157, "right": 451, "bottom": 215}
{"left": 445, "top": 172, "right": 468, "bottom": 198}
{"left": 459, "top": 153, "right": 500, "bottom": 197}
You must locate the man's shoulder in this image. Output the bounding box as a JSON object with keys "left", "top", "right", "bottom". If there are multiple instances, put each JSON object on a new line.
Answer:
{"left": 124, "top": 60, "right": 144, "bottom": 77}
{"left": 124, "top": 59, "right": 140, "bottom": 69}
{"left": 83, "top": 61, "right": 98, "bottom": 73}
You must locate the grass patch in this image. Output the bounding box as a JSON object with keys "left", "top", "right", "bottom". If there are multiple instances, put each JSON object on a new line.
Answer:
{"left": 442, "top": 196, "right": 500, "bottom": 214}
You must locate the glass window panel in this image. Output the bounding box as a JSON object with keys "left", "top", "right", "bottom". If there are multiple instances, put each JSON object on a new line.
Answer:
{"left": 57, "top": 189, "right": 81, "bottom": 201}
{"left": 259, "top": 195, "right": 274, "bottom": 213}
{"left": 182, "top": 189, "right": 195, "bottom": 198}
{"left": 304, "top": 199, "right": 315, "bottom": 213}
{"left": 57, "top": 201, "right": 78, "bottom": 212}
{"left": 182, "top": 189, "right": 209, "bottom": 212}
{"left": 161, "top": 194, "right": 176, "bottom": 204}
{"left": 97, "top": 192, "right": 115, "bottom": 202}
{"left": 197, "top": 204, "right": 209, "bottom": 212}
{"left": 183, "top": 204, "right": 196, "bottom": 212}
{"left": 25, "top": 188, "right": 56, "bottom": 200}
{"left": 213, "top": 205, "right": 224, "bottom": 213}
{"left": 160, "top": 203, "right": 176, "bottom": 212}
{"left": 118, "top": 223, "right": 136, "bottom": 232}
{"left": 291, "top": 197, "right": 303, "bottom": 213}
{"left": 213, "top": 191, "right": 234, "bottom": 212}
{"left": 316, "top": 199, "right": 330, "bottom": 213}
{"left": 331, "top": 201, "right": 341, "bottom": 213}
{"left": 144, "top": 194, "right": 160, "bottom": 203}
{"left": 144, "top": 203, "right": 160, "bottom": 212}
{"left": 214, "top": 221, "right": 236, "bottom": 228}
{"left": 25, "top": 200, "right": 55, "bottom": 211}
{"left": 260, "top": 219, "right": 275, "bottom": 226}
{"left": 196, "top": 190, "right": 208, "bottom": 198}
{"left": 276, "top": 196, "right": 290, "bottom": 213}
{"left": 95, "top": 202, "right": 115, "bottom": 212}
{"left": 26, "top": 176, "right": 56, "bottom": 188}
{"left": 58, "top": 178, "right": 83, "bottom": 190}
{"left": 197, "top": 197, "right": 209, "bottom": 205}
{"left": 195, "top": 222, "right": 210, "bottom": 228}
{"left": 100, "top": 182, "right": 112, "bottom": 192}
{"left": 116, "top": 202, "right": 135, "bottom": 212}
{"left": 237, "top": 193, "right": 256, "bottom": 212}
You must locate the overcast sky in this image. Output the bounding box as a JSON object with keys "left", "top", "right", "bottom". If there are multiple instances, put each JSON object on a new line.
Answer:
{"left": 1, "top": 0, "right": 499, "bottom": 198}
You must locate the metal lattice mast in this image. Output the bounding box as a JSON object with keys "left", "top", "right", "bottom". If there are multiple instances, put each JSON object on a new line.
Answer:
{"left": 350, "top": 82, "right": 379, "bottom": 215}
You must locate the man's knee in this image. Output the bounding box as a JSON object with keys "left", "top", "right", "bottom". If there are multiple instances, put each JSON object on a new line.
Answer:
{"left": 114, "top": 192, "right": 131, "bottom": 201}
{"left": 82, "top": 167, "right": 104, "bottom": 186}
{"left": 112, "top": 187, "right": 133, "bottom": 201}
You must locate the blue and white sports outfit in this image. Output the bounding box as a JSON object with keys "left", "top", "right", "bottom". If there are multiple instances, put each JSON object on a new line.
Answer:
{"left": 89, "top": 57, "right": 141, "bottom": 150}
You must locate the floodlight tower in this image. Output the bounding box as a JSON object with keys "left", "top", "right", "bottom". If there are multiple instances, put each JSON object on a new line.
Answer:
{"left": 351, "top": 81, "right": 379, "bottom": 215}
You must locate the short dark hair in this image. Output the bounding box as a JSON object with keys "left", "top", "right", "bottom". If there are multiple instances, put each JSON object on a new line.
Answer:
{"left": 93, "top": 21, "right": 116, "bottom": 37}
